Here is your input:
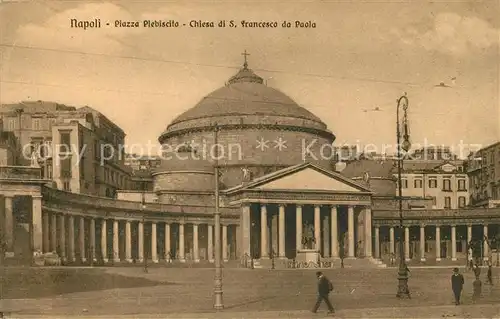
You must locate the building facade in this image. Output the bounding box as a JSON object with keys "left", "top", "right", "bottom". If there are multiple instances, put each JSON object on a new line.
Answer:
{"left": 0, "top": 101, "right": 132, "bottom": 197}
{"left": 399, "top": 160, "right": 469, "bottom": 209}
{"left": 468, "top": 142, "right": 500, "bottom": 208}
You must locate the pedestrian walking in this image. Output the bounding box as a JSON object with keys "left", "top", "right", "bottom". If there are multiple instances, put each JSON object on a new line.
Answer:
{"left": 311, "top": 271, "right": 335, "bottom": 315}
{"left": 451, "top": 267, "right": 464, "bottom": 305}
{"left": 473, "top": 263, "right": 481, "bottom": 278}
{"left": 487, "top": 263, "right": 493, "bottom": 285}
{"left": 472, "top": 273, "right": 482, "bottom": 303}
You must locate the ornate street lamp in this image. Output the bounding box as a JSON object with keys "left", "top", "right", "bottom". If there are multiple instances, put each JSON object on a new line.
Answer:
{"left": 142, "top": 180, "right": 148, "bottom": 273}
{"left": 213, "top": 124, "right": 224, "bottom": 310}
{"left": 396, "top": 93, "right": 411, "bottom": 299}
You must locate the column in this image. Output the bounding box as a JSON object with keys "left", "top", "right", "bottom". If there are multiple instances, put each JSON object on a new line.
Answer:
{"left": 42, "top": 212, "right": 49, "bottom": 253}
{"left": 50, "top": 213, "right": 57, "bottom": 252}
{"left": 296, "top": 205, "right": 302, "bottom": 251}
{"left": 58, "top": 214, "right": 66, "bottom": 261}
{"left": 138, "top": 221, "right": 144, "bottom": 262}
{"left": 79, "top": 217, "right": 86, "bottom": 262}
{"left": 314, "top": 205, "right": 321, "bottom": 252}
{"left": 331, "top": 206, "right": 338, "bottom": 258}
{"left": 467, "top": 224, "right": 472, "bottom": 244}
{"left": 32, "top": 195, "right": 43, "bottom": 253}
{"left": 4, "top": 196, "right": 13, "bottom": 252}
{"left": 151, "top": 222, "right": 158, "bottom": 263}
{"left": 222, "top": 224, "right": 228, "bottom": 262}
{"left": 404, "top": 227, "right": 410, "bottom": 261}
{"left": 68, "top": 215, "right": 75, "bottom": 262}
{"left": 347, "top": 206, "right": 355, "bottom": 258}
{"left": 322, "top": 215, "right": 330, "bottom": 257}
{"left": 419, "top": 225, "right": 426, "bottom": 261}
{"left": 193, "top": 223, "right": 199, "bottom": 262}
{"left": 113, "top": 220, "right": 120, "bottom": 262}
{"left": 435, "top": 225, "right": 441, "bottom": 261}
{"left": 484, "top": 225, "right": 489, "bottom": 260}
{"left": 101, "top": 219, "right": 108, "bottom": 262}
{"left": 261, "top": 204, "right": 268, "bottom": 258}
{"left": 208, "top": 224, "right": 214, "bottom": 262}
{"left": 271, "top": 213, "right": 278, "bottom": 255}
{"left": 164, "top": 223, "right": 171, "bottom": 261}
{"left": 178, "top": 222, "right": 185, "bottom": 262}
{"left": 364, "top": 207, "right": 372, "bottom": 258}
{"left": 278, "top": 204, "right": 286, "bottom": 258}
{"left": 374, "top": 226, "right": 380, "bottom": 259}
{"left": 125, "top": 220, "right": 132, "bottom": 262}
{"left": 451, "top": 225, "right": 457, "bottom": 261}
{"left": 90, "top": 218, "right": 96, "bottom": 261}
{"left": 241, "top": 204, "right": 251, "bottom": 257}
{"left": 389, "top": 227, "right": 395, "bottom": 255}
{"left": 235, "top": 225, "right": 241, "bottom": 258}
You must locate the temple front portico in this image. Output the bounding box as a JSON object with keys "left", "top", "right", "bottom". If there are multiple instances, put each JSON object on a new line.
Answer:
{"left": 225, "top": 162, "right": 374, "bottom": 261}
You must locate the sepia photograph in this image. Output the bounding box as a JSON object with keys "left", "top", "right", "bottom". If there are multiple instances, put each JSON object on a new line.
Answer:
{"left": 0, "top": 0, "right": 499, "bottom": 318}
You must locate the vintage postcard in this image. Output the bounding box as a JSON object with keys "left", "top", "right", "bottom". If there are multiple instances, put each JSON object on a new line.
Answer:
{"left": 0, "top": 1, "right": 499, "bottom": 318}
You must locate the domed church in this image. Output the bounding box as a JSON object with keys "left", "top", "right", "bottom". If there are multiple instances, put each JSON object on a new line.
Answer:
{"left": 0, "top": 55, "right": 375, "bottom": 267}
{"left": 148, "top": 57, "right": 375, "bottom": 263}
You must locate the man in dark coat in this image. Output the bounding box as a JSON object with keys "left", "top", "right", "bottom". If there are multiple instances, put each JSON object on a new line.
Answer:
{"left": 312, "top": 271, "right": 335, "bottom": 314}
{"left": 451, "top": 267, "right": 465, "bottom": 305}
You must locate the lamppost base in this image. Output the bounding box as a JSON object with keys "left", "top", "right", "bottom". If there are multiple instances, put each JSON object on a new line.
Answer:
{"left": 396, "top": 269, "right": 411, "bottom": 299}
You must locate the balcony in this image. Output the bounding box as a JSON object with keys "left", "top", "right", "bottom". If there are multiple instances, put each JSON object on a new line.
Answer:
{"left": 0, "top": 166, "right": 42, "bottom": 180}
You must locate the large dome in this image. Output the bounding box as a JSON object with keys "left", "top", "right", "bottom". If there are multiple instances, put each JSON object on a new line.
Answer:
{"left": 169, "top": 68, "right": 323, "bottom": 125}
{"left": 156, "top": 59, "right": 335, "bottom": 190}
{"left": 159, "top": 63, "right": 329, "bottom": 141}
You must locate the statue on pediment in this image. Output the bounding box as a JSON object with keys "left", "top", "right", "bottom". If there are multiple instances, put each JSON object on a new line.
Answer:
{"left": 242, "top": 166, "right": 252, "bottom": 182}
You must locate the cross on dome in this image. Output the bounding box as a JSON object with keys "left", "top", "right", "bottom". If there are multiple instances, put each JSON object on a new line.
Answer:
{"left": 241, "top": 50, "right": 250, "bottom": 69}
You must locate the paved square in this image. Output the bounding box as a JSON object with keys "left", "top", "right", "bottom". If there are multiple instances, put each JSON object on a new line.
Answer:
{"left": 1, "top": 266, "right": 500, "bottom": 318}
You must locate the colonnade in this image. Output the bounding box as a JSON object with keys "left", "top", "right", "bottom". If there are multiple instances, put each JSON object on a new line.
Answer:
{"left": 2, "top": 195, "right": 43, "bottom": 254}
{"left": 240, "top": 203, "right": 372, "bottom": 259}
{"left": 39, "top": 212, "right": 237, "bottom": 263}
{"left": 374, "top": 223, "right": 498, "bottom": 262}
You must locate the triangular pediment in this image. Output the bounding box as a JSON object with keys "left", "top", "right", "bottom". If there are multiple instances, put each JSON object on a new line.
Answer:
{"left": 251, "top": 166, "right": 368, "bottom": 192}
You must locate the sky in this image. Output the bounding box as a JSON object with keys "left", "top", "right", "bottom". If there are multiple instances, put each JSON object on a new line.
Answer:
{"left": 0, "top": 0, "right": 499, "bottom": 158}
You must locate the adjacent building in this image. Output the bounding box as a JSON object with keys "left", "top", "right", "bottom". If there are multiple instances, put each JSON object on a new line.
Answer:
{"left": 467, "top": 142, "right": 500, "bottom": 208}
{"left": 400, "top": 159, "right": 469, "bottom": 209}
{"left": 0, "top": 101, "right": 131, "bottom": 197}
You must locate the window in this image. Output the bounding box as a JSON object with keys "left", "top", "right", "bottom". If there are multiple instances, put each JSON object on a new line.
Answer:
{"left": 80, "top": 156, "right": 85, "bottom": 180}
{"left": 59, "top": 131, "right": 71, "bottom": 153}
{"left": 414, "top": 179, "right": 423, "bottom": 188}
{"left": 431, "top": 196, "right": 437, "bottom": 205}
{"left": 458, "top": 179, "right": 467, "bottom": 191}
{"left": 60, "top": 156, "right": 72, "bottom": 178}
{"left": 401, "top": 179, "right": 408, "bottom": 188}
{"left": 458, "top": 196, "right": 466, "bottom": 208}
{"left": 428, "top": 178, "right": 437, "bottom": 188}
{"left": 32, "top": 118, "right": 41, "bottom": 130}
{"left": 443, "top": 179, "right": 451, "bottom": 191}
{"left": 94, "top": 142, "right": 101, "bottom": 159}
{"left": 444, "top": 197, "right": 451, "bottom": 208}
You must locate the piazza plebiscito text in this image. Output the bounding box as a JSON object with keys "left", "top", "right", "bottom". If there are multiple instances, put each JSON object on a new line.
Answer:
{"left": 69, "top": 18, "right": 316, "bottom": 30}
